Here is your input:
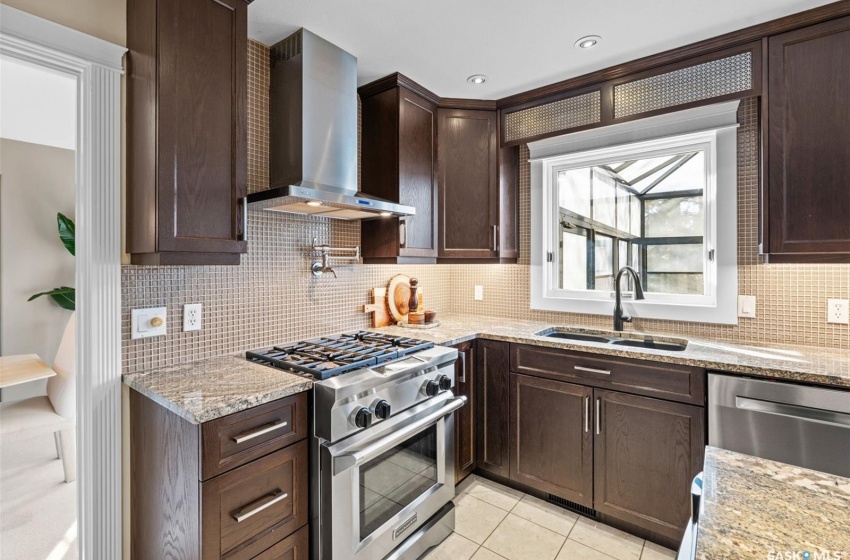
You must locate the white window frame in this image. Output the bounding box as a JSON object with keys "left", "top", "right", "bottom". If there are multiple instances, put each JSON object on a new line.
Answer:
{"left": 529, "top": 101, "right": 739, "bottom": 324}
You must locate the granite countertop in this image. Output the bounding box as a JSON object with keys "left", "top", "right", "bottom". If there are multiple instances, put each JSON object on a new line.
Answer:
{"left": 123, "top": 354, "right": 313, "bottom": 424}
{"left": 373, "top": 314, "right": 850, "bottom": 389}
{"left": 696, "top": 447, "right": 850, "bottom": 558}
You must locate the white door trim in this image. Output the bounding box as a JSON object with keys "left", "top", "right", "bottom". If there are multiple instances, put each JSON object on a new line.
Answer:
{"left": 0, "top": 5, "right": 125, "bottom": 559}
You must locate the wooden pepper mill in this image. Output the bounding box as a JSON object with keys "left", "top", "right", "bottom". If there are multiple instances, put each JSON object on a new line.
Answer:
{"left": 408, "top": 278, "right": 419, "bottom": 314}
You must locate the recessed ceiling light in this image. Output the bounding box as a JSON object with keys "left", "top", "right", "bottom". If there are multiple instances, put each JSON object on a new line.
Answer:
{"left": 575, "top": 35, "right": 602, "bottom": 49}
{"left": 306, "top": 201, "right": 323, "bottom": 207}
{"left": 467, "top": 74, "right": 488, "bottom": 85}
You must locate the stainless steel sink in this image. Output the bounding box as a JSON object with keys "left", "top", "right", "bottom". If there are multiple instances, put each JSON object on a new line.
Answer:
{"left": 541, "top": 331, "right": 612, "bottom": 344}
{"left": 608, "top": 338, "right": 688, "bottom": 352}
{"left": 536, "top": 328, "right": 688, "bottom": 352}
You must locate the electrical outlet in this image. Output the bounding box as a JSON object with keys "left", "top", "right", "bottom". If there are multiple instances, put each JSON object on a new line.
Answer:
{"left": 183, "top": 303, "right": 202, "bottom": 332}
{"left": 131, "top": 307, "right": 167, "bottom": 339}
{"left": 474, "top": 285, "right": 484, "bottom": 301}
{"left": 827, "top": 299, "right": 849, "bottom": 324}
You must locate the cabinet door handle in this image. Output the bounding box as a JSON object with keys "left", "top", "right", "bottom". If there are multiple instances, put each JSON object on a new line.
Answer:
{"left": 238, "top": 197, "right": 248, "bottom": 241}
{"left": 595, "top": 397, "right": 601, "bottom": 435}
{"left": 575, "top": 365, "right": 611, "bottom": 375}
{"left": 399, "top": 221, "right": 407, "bottom": 248}
{"left": 233, "top": 490, "right": 288, "bottom": 523}
{"left": 232, "top": 420, "right": 289, "bottom": 444}
{"left": 584, "top": 396, "right": 590, "bottom": 433}
{"left": 459, "top": 351, "right": 467, "bottom": 384}
{"left": 492, "top": 225, "right": 499, "bottom": 252}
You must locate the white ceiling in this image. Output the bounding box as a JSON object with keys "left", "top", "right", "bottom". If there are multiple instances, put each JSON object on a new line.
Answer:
{"left": 248, "top": 0, "right": 833, "bottom": 100}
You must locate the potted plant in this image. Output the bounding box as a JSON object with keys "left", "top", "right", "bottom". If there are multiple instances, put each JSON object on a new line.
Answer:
{"left": 28, "top": 212, "right": 75, "bottom": 310}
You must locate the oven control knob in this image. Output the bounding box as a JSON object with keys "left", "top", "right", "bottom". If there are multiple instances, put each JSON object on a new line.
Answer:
{"left": 438, "top": 374, "right": 452, "bottom": 391}
{"left": 354, "top": 407, "right": 373, "bottom": 429}
{"left": 425, "top": 379, "right": 441, "bottom": 397}
{"left": 374, "top": 400, "right": 392, "bottom": 420}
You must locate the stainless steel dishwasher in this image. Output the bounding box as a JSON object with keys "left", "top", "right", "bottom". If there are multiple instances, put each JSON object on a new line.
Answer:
{"left": 708, "top": 373, "right": 850, "bottom": 477}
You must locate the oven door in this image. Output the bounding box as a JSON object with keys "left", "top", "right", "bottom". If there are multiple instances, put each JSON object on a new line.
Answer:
{"left": 321, "top": 393, "right": 466, "bottom": 560}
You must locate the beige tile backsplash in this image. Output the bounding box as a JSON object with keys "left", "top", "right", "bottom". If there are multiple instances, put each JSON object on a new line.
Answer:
{"left": 121, "top": 41, "right": 850, "bottom": 374}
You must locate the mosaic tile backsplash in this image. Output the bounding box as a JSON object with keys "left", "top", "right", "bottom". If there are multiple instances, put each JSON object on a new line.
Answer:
{"left": 122, "top": 41, "right": 850, "bottom": 374}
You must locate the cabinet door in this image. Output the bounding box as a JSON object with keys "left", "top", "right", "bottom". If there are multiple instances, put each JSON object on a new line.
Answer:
{"left": 454, "top": 341, "right": 475, "bottom": 484}
{"left": 766, "top": 16, "right": 850, "bottom": 260}
{"left": 475, "top": 340, "right": 510, "bottom": 477}
{"left": 510, "top": 374, "right": 593, "bottom": 506}
{"left": 438, "top": 109, "right": 499, "bottom": 259}
{"left": 155, "top": 0, "right": 248, "bottom": 257}
{"left": 593, "top": 390, "right": 704, "bottom": 541}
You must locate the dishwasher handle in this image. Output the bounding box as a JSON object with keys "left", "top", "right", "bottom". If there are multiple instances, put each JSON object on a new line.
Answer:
{"left": 736, "top": 396, "right": 850, "bottom": 428}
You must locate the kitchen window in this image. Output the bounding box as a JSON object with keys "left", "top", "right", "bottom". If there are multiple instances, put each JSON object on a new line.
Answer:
{"left": 530, "top": 102, "right": 739, "bottom": 324}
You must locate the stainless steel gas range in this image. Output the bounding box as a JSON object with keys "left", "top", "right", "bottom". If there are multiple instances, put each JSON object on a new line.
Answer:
{"left": 248, "top": 332, "right": 463, "bottom": 560}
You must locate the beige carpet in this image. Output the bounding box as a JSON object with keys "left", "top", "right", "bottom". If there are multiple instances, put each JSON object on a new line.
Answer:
{"left": 0, "top": 433, "right": 78, "bottom": 559}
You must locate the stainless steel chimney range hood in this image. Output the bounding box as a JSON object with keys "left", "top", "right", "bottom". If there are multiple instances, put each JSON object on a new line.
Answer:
{"left": 246, "top": 29, "right": 415, "bottom": 220}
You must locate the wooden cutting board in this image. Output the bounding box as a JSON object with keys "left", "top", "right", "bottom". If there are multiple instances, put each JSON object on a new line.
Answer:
{"left": 362, "top": 287, "right": 392, "bottom": 328}
{"left": 387, "top": 274, "right": 411, "bottom": 322}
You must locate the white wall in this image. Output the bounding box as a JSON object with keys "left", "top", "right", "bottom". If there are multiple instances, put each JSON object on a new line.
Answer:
{"left": 0, "top": 139, "right": 75, "bottom": 400}
{"left": 0, "top": 58, "right": 77, "bottom": 150}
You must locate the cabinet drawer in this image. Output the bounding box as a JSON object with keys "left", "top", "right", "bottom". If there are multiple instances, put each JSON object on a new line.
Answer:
{"left": 511, "top": 344, "right": 704, "bottom": 405}
{"left": 201, "top": 439, "right": 309, "bottom": 560}
{"left": 251, "top": 525, "right": 309, "bottom": 560}
{"left": 202, "top": 392, "right": 308, "bottom": 480}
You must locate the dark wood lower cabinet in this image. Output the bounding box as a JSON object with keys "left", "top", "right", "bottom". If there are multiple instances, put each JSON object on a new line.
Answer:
{"left": 130, "top": 389, "right": 310, "bottom": 560}
{"left": 593, "top": 389, "right": 704, "bottom": 541}
{"left": 454, "top": 341, "right": 476, "bottom": 483}
{"left": 475, "top": 339, "right": 511, "bottom": 478}
{"left": 509, "top": 374, "right": 593, "bottom": 506}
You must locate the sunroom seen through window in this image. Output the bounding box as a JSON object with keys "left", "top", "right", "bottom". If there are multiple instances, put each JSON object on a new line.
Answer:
{"left": 557, "top": 149, "right": 706, "bottom": 295}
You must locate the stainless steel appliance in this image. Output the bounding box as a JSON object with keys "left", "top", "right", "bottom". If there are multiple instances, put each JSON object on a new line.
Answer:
{"left": 708, "top": 373, "right": 850, "bottom": 477}
{"left": 248, "top": 332, "right": 462, "bottom": 560}
{"left": 675, "top": 473, "right": 702, "bottom": 560}
{"left": 245, "top": 29, "right": 415, "bottom": 220}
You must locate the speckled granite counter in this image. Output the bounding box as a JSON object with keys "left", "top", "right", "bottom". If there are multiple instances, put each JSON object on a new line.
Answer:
{"left": 123, "top": 355, "right": 312, "bottom": 424}
{"left": 696, "top": 447, "right": 850, "bottom": 558}
{"left": 372, "top": 314, "right": 850, "bottom": 389}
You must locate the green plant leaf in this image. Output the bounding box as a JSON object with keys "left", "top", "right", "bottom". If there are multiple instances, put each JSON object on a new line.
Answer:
{"left": 28, "top": 287, "right": 75, "bottom": 311}
{"left": 57, "top": 212, "right": 75, "bottom": 256}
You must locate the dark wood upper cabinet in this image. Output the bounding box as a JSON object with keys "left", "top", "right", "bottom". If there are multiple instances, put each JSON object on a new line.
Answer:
{"left": 764, "top": 16, "right": 850, "bottom": 262}
{"left": 359, "top": 84, "right": 438, "bottom": 263}
{"left": 509, "top": 373, "right": 593, "bottom": 507}
{"left": 454, "top": 341, "right": 476, "bottom": 484}
{"left": 127, "top": 0, "right": 250, "bottom": 265}
{"left": 437, "top": 109, "right": 518, "bottom": 261}
{"left": 475, "top": 340, "right": 511, "bottom": 478}
{"left": 593, "top": 389, "right": 704, "bottom": 542}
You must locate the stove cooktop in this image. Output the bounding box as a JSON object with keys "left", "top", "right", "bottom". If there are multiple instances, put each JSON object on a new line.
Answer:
{"left": 246, "top": 331, "right": 435, "bottom": 380}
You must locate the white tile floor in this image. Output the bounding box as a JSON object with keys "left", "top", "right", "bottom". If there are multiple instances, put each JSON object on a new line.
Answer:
{"left": 423, "top": 475, "right": 676, "bottom": 560}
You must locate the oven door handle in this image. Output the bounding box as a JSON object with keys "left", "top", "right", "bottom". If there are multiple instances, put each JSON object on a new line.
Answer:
{"left": 332, "top": 396, "right": 467, "bottom": 475}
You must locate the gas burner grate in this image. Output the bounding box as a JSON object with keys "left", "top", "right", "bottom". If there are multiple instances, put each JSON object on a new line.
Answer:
{"left": 246, "top": 331, "right": 434, "bottom": 380}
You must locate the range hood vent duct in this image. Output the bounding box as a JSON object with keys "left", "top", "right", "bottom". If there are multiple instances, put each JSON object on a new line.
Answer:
{"left": 246, "top": 29, "right": 414, "bottom": 220}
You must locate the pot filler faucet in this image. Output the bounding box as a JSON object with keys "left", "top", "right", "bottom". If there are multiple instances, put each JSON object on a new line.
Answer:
{"left": 613, "top": 266, "right": 645, "bottom": 331}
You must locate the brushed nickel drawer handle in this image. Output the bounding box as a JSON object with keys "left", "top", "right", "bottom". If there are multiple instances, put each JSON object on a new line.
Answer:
{"left": 233, "top": 490, "right": 288, "bottom": 523}
{"left": 233, "top": 420, "right": 288, "bottom": 444}
{"left": 575, "top": 365, "right": 611, "bottom": 375}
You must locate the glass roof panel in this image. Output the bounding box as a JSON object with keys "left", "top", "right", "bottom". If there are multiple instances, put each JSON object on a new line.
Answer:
{"left": 617, "top": 156, "right": 677, "bottom": 183}
{"left": 648, "top": 151, "right": 704, "bottom": 194}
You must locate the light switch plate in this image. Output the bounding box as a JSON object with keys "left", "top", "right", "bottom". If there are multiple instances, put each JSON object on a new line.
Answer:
{"left": 183, "top": 303, "right": 202, "bottom": 332}
{"left": 131, "top": 307, "right": 167, "bottom": 339}
{"left": 474, "top": 285, "right": 484, "bottom": 301}
{"left": 737, "top": 295, "right": 756, "bottom": 318}
{"left": 827, "top": 299, "right": 849, "bottom": 324}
